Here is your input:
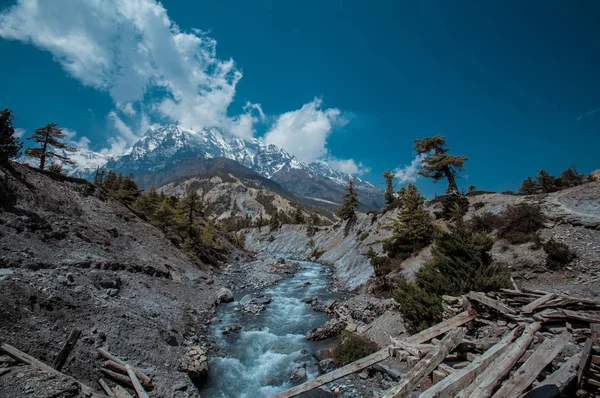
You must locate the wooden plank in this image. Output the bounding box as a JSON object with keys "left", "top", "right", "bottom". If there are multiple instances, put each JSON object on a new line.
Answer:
{"left": 521, "top": 293, "right": 555, "bottom": 314}
{"left": 456, "top": 322, "right": 541, "bottom": 398}
{"left": 535, "top": 309, "right": 600, "bottom": 324}
{"left": 98, "top": 348, "right": 126, "bottom": 366}
{"left": 527, "top": 352, "right": 581, "bottom": 394}
{"left": 467, "top": 292, "right": 516, "bottom": 316}
{"left": 99, "top": 379, "right": 116, "bottom": 397}
{"left": 421, "top": 326, "right": 522, "bottom": 398}
{"left": 126, "top": 364, "right": 149, "bottom": 398}
{"left": 113, "top": 385, "right": 133, "bottom": 398}
{"left": 383, "top": 328, "right": 466, "bottom": 398}
{"left": 1, "top": 343, "right": 110, "bottom": 398}
{"left": 577, "top": 339, "right": 593, "bottom": 388}
{"left": 270, "top": 311, "right": 477, "bottom": 398}
{"left": 52, "top": 328, "right": 81, "bottom": 371}
{"left": 103, "top": 368, "right": 136, "bottom": 388}
{"left": 491, "top": 330, "right": 571, "bottom": 398}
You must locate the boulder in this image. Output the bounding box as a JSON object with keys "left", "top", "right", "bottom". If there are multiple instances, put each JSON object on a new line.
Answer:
{"left": 183, "top": 346, "right": 208, "bottom": 383}
{"left": 289, "top": 362, "right": 307, "bottom": 382}
{"left": 216, "top": 288, "right": 234, "bottom": 303}
{"left": 317, "top": 358, "right": 338, "bottom": 374}
{"left": 306, "top": 318, "right": 346, "bottom": 341}
{"left": 588, "top": 169, "right": 600, "bottom": 182}
{"left": 298, "top": 281, "right": 312, "bottom": 288}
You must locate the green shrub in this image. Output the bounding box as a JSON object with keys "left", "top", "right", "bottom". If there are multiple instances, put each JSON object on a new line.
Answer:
{"left": 441, "top": 194, "right": 469, "bottom": 220}
{"left": 358, "top": 231, "right": 369, "bottom": 241}
{"left": 543, "top": 239, "right": 576, "bottom": 270}
{"left": 393, "top": 279, "right": 443, "bottom": 334}
{"left": 371, "top": 255, "right": 403, "bottom": 277}
{"left": 333, "top": 331, "right": 378, "bottom": 365}
{"left": 473, "top": 202, "right": 485, "bottom": 210}
{"left": 498, "top": 203, "right": 545, "bottom": 244}
{"left": 468, "top": 211, "right": 502, "bottom": 233}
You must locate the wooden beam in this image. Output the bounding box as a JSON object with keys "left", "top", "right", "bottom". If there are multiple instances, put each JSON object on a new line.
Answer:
{"left": 52, "top": 328, "right": 81, "bottom": 371}
{"left": 270, "top": 311, "right": 477, "bottom": 398}
{"left": 591, "top": 323, "right": 600, "bottom": 345}
{"left": 521, "top": 294, "right": 554, "bottom": 314}
{"left": 577, "top": 339, "right": 593, "bottom": 388}
{"left": 421, "top": 326, "right": 523, "bottom": 398}
{"left": 98, "top": 348, "right": 126, "bottom": 366}
{"left": 102, "top": 368, "right": 136, "bottom": 388}
{"left": 455, "top": 322, "right": 541, "bottom": 398}
{"left": 467, "top": 292, "right": 516, "bottom": 316}
{"left": 98, "top": 379, "right": 116, "bottom": 397}
{"left": 527, "top": 352, "right": 581, "bottom": 394}
{"left": 383, "top": 328, "right": 466, "bottom": 398}
{"left": 1, "top": 342, "right": 110, "bottom": 398}
{"left": 113, "top": 386, "right": 133, "bottom": 398}
{"left": 126, "top": 364, "right": 149, "bottom": 398}
{"left": 535, "top": 309, "right": 600, "bottom": 324}
{"left": 491, "top": 330, "right": 571, "bottom": 398}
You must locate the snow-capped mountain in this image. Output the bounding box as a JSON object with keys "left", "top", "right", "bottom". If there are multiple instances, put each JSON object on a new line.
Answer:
{"left": 60, "top": 124, "right": 384, "bottom": 209}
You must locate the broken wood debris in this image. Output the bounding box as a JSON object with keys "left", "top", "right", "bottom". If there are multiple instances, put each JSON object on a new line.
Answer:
{"left": 271, "top": 289, "right": 600, "bottom": 398}
{"left": 98, "top": 348, "right": 153, "bottom": 396}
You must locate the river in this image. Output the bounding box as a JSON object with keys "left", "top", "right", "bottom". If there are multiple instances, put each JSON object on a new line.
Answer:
{"left": 201, "top": 257, "right": 346, "bottom": 398}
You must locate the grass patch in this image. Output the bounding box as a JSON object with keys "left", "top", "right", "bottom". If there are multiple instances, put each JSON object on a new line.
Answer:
{"left": 333, "top": 331, "right": 378, "bottom": 365}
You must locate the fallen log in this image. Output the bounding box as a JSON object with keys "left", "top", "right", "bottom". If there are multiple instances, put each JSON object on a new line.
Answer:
{"left": 98, "top": 378, "right": 116, "bottom": 397}
{"left": 577, "top": 339, "right": 593, "bottom": 388}
{"left": 491, "top": 330, "right": 571, "bottom": 398}
{"left": 0, "top": 342, "right": 110, "bottom": 398}
{"left": 103, "top": 360, "right": 153, "bottom": 389}
{"left": 455, "top": 322, "right": 541, "bottom": 398}
{"left": 383, "top": 328, "right": 466, "bottom": 398}
{"left": 521, "top": 294, "right": 555, "bottom": 314}
{"left": 420, "top": 326, "right": 523, "bottom": 398}
{"left": 467, "top": 292, "right": 516, "bottom": 316}
{"left": 525, "top": 352, "right": 581, "bottom": 395}
{"left": 270, "top": 311, "right": 476, "bottom": 398}
{"left": 113, "top": 385, "right": 133, "bottom": 398}
{"left": 126, "top": 364, "right": 149, "bottom": 398}
{"left": 535, "top": 309, "right": 600, "bottom": 324}
{"left": 52, "top": 328, "right": 81, "bottom": 371}
{"left": 102, "top": 368, "right": 136, "bottom": 388}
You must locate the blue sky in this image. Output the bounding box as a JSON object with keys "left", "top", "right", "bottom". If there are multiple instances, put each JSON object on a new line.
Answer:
{"left": 1, "top": 0, "right": 599, "bottom": 197}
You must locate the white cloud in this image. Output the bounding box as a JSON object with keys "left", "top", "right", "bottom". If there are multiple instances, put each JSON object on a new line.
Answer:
{"left": 14, "top": 128, "right": 26, "bottom": 138}
{"left": 577, "top": 107, "right": 599, "bottom": 121}
{"left": 264, "top": 98, "right": 345, "bottom": 163}
{"left": 0, "top": 0, "right": 254, "bottom": 140}
{"left": 107, "top": 111, "right": 138, "bottom": 145}
{"left": 327, "top": 158, "right": 371, "bottom": 175}
{"left": 394, "top": 154, "right": 425, "bottom": 184}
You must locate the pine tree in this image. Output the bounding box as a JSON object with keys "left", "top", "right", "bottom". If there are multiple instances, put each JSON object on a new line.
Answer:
{"left": 293, "top": 206, "right": 305, "bottom": 224}
{"left": 413, "top": 135, "right": 467, "bottom": 195}
{"left": 154, "top": 200, "right": 176, "bottom": 233}
{"left": 381, "top": 170, "right": 395, "bottom": 205}
{"left": 558, "top": 166, "right": 584, "bottom": 188}
{"left": 535, "top": 169, "right": 559, "bottom": 193}
{"left": 0, "top": 109, "right": 23, "bottom": 163}
{"left": 467, "top": 185, "right": 476, "bottom": 194}
{"left": 518, "top": 176, "right": 537, "bottom": 195}
{"left": 180, "top": 190, "right": 203, "bottom": 232}
{"left": 269, "top": 210, "right": 280, "bottom": 230}
{"left": 25, "top": 123, "right": 75, "bottom": 170}
{"left": 337, "top": 179, "right": 358, "bottom": 220}
{"left": 384, "top": 183, "right": 434, "bottom": 259}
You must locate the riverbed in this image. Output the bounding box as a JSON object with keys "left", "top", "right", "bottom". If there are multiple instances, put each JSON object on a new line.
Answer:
{"left": 201, "top": 257, "right": 346, "bottom": 398}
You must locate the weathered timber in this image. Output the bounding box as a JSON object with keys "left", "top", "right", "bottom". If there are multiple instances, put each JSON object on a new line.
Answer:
{"left": 521, "top": 293, "right": 555, "bottom": 314}
{"left": 103, "top": 360, "right": 153, "bottom": 389}
{"left": 577, "top": 339, "right": 593, "bottom": 388}
{"left": 491, "top": 330, "right": 571, "bottom": 398}
{"left": 0, "top": 367, "right": 10, "bottom": 376}
{"left": 467, "top": 292, "right": 516, "bottom": 316}
{"left": 456, "top": 322, "right": 541, "bottom": 398}
{"left": 126, "top": 364, "right": 149, "bottom": 398}
{"left": 592, "top": 323, "right": 600, "bottom": 345}
{"left": 383, "top": 328, "right": 466, "bottom": 398}
{"left": 592, "top": 355, "right": 600, "bottom": 365}
{"left": 535, "top": 309, "right": 600, "bottom": 324}
{"left": 102, "top": 368, "right": 136, "bottom": 388}
{"left": 527, "top": 352, "right": 581, "bottom": 394}
{"left": 432, "top": 370, "right": 447, "bottom": 384}
{"left": 99, "top": 378, "right": 116, "bottom": 397}
{"left": 421, "top": 326, "right": 522, "bottom": 398}
{"left": 52, "top": 328, "right": 81, "bottom": 371}
{"left": 98, "top": 348, "right": 152, "bottom": 389}
{"left": 113, "top": 385, "right": 133, "bottom": 398}
{"left": 270, "top": 311, "right": 477, "bottom": 398}
{"left": 1, "top": 343, "right": 110, "bottom": 398}
{"left": 437, "top": 363, "right": 456, "bottom": 375}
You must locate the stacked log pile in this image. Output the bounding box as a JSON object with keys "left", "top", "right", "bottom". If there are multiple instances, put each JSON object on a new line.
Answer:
{"left": 272, "top": 288, "right": 600, "bottom": 398}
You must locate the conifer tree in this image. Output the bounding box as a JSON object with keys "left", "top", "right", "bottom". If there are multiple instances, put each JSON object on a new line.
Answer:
{"left": 180, "top": 190, "right": 203, "bottom": 232}
{"left": 518, "top": 176, "right": 537, "bottom": 195}
{"left": 381, "top": 170, "right": 395, "bottom": 205}
{"left": 293, "top": 206, "right": 305, "bottom": 224}
{"left": 534, "top": 169, "right": 559, "bottom": 193}
{"left": 337, "top": 179, "right": 358, "bottom": 220}
{"left": 0, "top": 109, "right": 23, "bottom": 163}
{"left": 413, "top": 135, "right": 467, "bottom": 194}
{"left": 269, "top": 210, "right": 280, "bottom": 230}
{"left": 48, "top": 163, "right": 63, "bottom": 174}
{"left": 384, "top": 183, "right": 434, "bottom": 259}
{"left": 25, "top": 123, "right": 75, "bottom": 170}
{"left": 154, "top": 200, "right": 176, "bottom": 233}
{"left": 558, "top": 165, "right": 584, "bottom": 188}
